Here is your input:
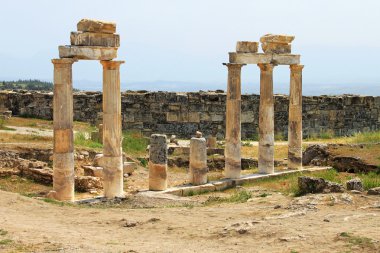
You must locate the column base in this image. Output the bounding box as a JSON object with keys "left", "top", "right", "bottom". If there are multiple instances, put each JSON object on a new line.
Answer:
{"left": 149, "top": 162, "right": 167, "bottom": 191}
{"left": 101, "top": 156, "right": 124, "bottom": 198}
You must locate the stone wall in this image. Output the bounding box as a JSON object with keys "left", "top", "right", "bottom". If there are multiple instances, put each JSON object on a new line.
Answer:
{"left": 1, "top": 90, "right": 379, "bottom": 139}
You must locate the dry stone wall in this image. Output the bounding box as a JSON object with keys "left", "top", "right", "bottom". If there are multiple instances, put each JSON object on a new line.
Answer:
{"left": 1, "top": 90, "right": 379, "bottom": 138}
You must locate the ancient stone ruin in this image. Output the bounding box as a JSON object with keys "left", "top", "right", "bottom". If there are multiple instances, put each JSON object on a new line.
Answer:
{"left": 50, "top": 19, "right": 124, "bottom": 201}
{"left": 224, "top": 34, "right": 303, "bottom": 178}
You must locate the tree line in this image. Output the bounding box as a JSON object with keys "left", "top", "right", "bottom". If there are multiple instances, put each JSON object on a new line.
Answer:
{"left": 0, "top": 79, "right": 80, "bottom": 91}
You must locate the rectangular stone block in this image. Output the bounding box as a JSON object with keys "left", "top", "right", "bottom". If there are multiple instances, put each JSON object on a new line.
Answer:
{"left": 260, "top": 34, "right": 295, "bottom": 44}
{"left": 188, "top": 112, "right": 200, "bottom": 123}
{"left": 59, "top": 45, "right": 117, "bottom": 60}
{"left": 236, "top": 41, "right": 259, "bottom": 53}
{"left": 261, "top": 42, "right": 291, "bottom": 54}
{"left": 229, "top": 52, "right": 300, "bottom": 65}
{"left": 77, "top": 19, "right": 116, "bottom": 34}
{"left": 70, "top": 32, "right": 120, "bottom": 47}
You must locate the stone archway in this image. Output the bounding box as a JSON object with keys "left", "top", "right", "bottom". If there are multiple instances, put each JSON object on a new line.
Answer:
{"left": 50, "top": 19, "right": 124, "bottom": 201}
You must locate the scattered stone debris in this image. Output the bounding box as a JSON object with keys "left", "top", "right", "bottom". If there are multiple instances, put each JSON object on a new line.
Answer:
{"left": 298, "top": 176, "right": 344, "bottom": 195}
{"left": 346, "top": 178, "right": 364, "bottom": 192}
{"left": 367, "top": 187, "right": 380, "bottom": 195}
{"left": 169, "top": 135, "right": 179, "bottom": 145}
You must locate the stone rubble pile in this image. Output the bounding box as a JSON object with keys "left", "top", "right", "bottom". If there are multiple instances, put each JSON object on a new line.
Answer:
{"left": 59, "top": 19, "right": 119, "bottom": 60}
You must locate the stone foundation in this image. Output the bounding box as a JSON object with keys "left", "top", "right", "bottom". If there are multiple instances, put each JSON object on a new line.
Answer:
{"left": 1, "top": 90, "right": 379, "bottom": 138}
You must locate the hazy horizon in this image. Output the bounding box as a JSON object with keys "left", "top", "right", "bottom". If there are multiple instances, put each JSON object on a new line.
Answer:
{"left": 1, "top": 0, "right": 379, "bottom": 95}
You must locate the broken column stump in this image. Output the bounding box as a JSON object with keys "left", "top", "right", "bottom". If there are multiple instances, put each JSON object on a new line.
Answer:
{"left": 189, "top": 132, "right": 208, "bottom": 185}
{"left": 149, "top": 134, "right": 168, "bottom": 191}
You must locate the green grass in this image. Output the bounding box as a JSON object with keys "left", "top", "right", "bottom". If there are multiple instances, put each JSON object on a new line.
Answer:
{"left": 122, "top": 131, "right": 149, "bottom": 156}
{"left": 338, "top": 232, "right": 378, "bottom": 251}
{"left": 305, "top": 130, "right": 336, "bottom": 141}
{"left": 349, "top": 131, "right": 380, "bottom": 144}
{"left": 205, "top": 189, "right": 252, "bottom": 205}
{"left": 0, "top": 118, "right": 15, "bottom": 131}
{"left": 74, "top": 131, "right": 102, "bottom": 149}
{"left": 0, "top": 239, "right": 13, "bottom": 245}
{"left": 0, "top": 229, "right": 8, "bottom": 236}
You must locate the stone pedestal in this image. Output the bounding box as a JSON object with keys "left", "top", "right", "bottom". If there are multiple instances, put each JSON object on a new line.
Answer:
{"left": 288, "top": 64, "right": 304, "bottom": 170}
{"left": 207, "top": 136, "right": 217, "bottom": 149}
{"left": 149, "top": 134, "right": 168, "bottom": 191}
{"left": 189, "top": 136, "right": 208, "bottom": 185}
{"left": 51, "top": 58, "right": 76, "bottom": 201}
{"left": 258, "top": 63, "right": 275, "bottom": 174}
{"left": 224, "top": 63, "right": 244, "bottom": 179}
{"left": 100, "top": 60, "right": 125, "bottom": 198}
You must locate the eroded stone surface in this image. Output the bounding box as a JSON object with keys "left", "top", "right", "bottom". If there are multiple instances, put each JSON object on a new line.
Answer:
{"left": 77, "top": 19, "right": 116, "bottom": 34}
{"left": 59, "top": 45, "right": 117, "bottom": 60}
{"left": 260, "top": 34, "right": 295, "bottom": 44}
{"left": 70, "top": 32, "right": 120, "bottom": 47}
{"left": 262, "top": 42, "right": 291, "bottom": 54}
{"left": 236, "top": 41, "right": 258, "bottom": 53}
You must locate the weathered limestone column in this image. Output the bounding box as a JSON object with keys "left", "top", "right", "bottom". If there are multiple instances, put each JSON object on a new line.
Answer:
{"left": 189, "top": 132, "right": 208, "bottom": 185}
{"left": 258, "top": 63, "right": 275, "bottom": 174}
{"left": 149, "top": 134, "right": 168, "bottom": 190}
{"left": 51, "top": 58, "right": 76, "bottom": 201}
{"left": 288, "top": 64, "right": 304, "bottom": 170}
{"left": 224, "top": 63, "right": 244, "bottom": 179}
{"left": 100, "top": 60, "right": 125, "bottom": 198}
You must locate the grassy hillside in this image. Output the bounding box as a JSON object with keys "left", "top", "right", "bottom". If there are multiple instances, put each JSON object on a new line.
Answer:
{"left": 0, "top": 80, "right": 53, "bottom": 91}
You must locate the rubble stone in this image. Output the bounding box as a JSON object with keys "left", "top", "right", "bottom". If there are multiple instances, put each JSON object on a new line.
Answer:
{"left": 346, "top": 178, "right": 364, "bottom": 191}
{"left": 261, "top": 42, "right": 291, "bottom": 54}
{"left": 236, "top": 41, "right": 259, "bottom": 53}
{"left": 260, "top": 34, "right": 295, "bottom": 44}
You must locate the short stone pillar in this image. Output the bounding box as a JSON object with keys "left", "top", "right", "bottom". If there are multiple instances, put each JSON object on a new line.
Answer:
{"left": 224, "top": 63, "right": 244, "bottom": 179}
{"left": 189, "top": 132, "right": 208, "bottom": 185}
{"left": 258, "top": 63, "right": 275, "bottom": 174}
{"left": 207, "top": 136, "right": 217, "bottom": 149}
{"left": 100, "top": 60, "right": 125, "bottom": 198}
{"left": 288, "top": 64, "right": 304, "bottom": 170}
{"left": 51, "top": 58, "right": 76, "bottom": 201}
{"left": 98, "top": 123, "right": 103, "bottom": 144}
{"left": 149, "top": 134, "right": 168, "bottom": 191}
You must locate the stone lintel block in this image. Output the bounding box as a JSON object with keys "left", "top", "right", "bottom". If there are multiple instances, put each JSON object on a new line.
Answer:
{"left": 77, "top": 19, "right": 116, "bottom": 34}
{"left": 59, "top": 45, "right": 117, "bottom": 60}
{"left": 229, "top": 52, "right": 300, "bottom": 65}
{"left": 70, "top": 32, "right": 120, "bottom": 47}
{"left": 261, "top": 42, "right": 291, "bottom": 54}
{"left": 236, "top": 41, "right": 259, "bottom": 53}
{"left": 260, "top": 34, "right": 295, "bottom": 44}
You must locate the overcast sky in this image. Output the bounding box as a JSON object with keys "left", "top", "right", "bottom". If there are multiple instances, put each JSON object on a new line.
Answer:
{"left": 1, "top": 0, "right": 379, "bottom": 94}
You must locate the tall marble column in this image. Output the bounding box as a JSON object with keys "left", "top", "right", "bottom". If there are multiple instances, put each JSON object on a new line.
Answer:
{"left": 100, "top": 60, "right": 125, "bottom": 198}
{"left": 51, "top": 58, "right": 76, "bottom": 201}
{"left": 224, "top": 63, "right": 244, "bottom": 179}
{"left": 258, "top": 63, "right": 275, "bottom": 174}
{"left": 288, "top": 64, "right": 304, "bottom": 170}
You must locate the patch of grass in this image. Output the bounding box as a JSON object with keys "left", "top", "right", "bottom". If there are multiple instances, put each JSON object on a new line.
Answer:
{"left": 205, "top": 189, "right": 252, "bottom": 205}
{"left": 0, "top": 176, "right": 51, "bottom": 195}
{"left": 0, "top": 229, "right": 8, "bottom": 236}
{"left": 74, "top": 131, "right": 102, "bottom": 149}
{"left": 122, "top": 131, "right": 149, "bottom": 156}
{"left": 360, "top": 172, "right": 380, "bottom": 190}
{"left": 338, "top": 232, "right": 378, "bottom": 252}
{"left": 0, "top": 239, "right": 13, "bottom": 245}
{"left": 0, "top": 118, "right": 15, "bottom": 131}
{"left": 349, "top": 131, "right": 380, "bottom": 144}
{"left": 274, "top": 132, "right": 286, "bottom": 141}
{"left": 306, "top": 130, "right": 336, "bottom": 141}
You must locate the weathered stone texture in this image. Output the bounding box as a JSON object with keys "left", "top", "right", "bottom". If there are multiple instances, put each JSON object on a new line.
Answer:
{"left": 70, "top": 32, "right": 120, "bottom": 47}
{"left": 1, "top": 90, "right": 380, "bottom": 138}
{"left": 77, "top": 19, "right": 116, "bottom": 34}
{"left": 59, "top": 46, "right": 117, "bottom": 60}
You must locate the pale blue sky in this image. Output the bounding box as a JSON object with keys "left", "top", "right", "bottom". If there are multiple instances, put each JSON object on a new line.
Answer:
{"left": 1, "top": 0, "right": 379, "bottom": 94}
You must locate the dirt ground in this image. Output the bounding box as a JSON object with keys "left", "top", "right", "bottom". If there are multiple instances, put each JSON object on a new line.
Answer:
{"left": 1, "top": 186, "right": 380, "bottom": 253}
{"left": 1, "top": 118, "right": 380, "bottom": 252}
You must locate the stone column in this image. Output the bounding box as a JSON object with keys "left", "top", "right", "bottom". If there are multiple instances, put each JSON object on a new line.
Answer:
{"left": 100, "top": 60, "right": 125, "bottom": 198}
{"left": 51, "top": 58, "right": 76, "bottom": 201}
{"left": 224, "top": 63, "right": 244, "bottom": 179}
{"left": 288, "top": 64, "right": 304, "bottom": 170}
{"left": 258, "top": 63, "right": 275, "bottom": 174}
{"left": 149, "top": 134, "right": 168, "bottom": 191}
{"left": 189, "top": 132, "right": 208, "bottom": 185}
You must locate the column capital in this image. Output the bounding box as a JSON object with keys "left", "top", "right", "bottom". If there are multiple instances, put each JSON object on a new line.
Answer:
{"left": 290, "top": 64, "right": 304, "bottom": 72}
{"left": 100, "top": 60, "right": 125, "bottom": 70}
{"left": 223, "top": 63, "right": 245, "bottom": 68}
{"left": 52, "top": 58, "right": 77, "bottom": 65}
{"left": 257, "top": 63, "right": 275, "bottom": 72}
